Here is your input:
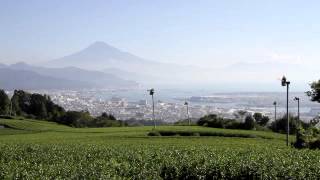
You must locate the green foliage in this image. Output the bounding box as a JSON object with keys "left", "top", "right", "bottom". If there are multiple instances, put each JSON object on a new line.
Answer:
{"left": 57, "top": 111, "right": 126, "bottom": 128}
{"left": 0, "top": 144, "right": 318, "bottom": 179}
{"left": 295, "top": 78, "right": 320, "bottom": 149}
{"left": 11, "top": 90, "right": 65, "bottom": 121}
{"left": 29, "top": 94, "right": 48, "bottom": 119}
{"left": 0, "top": 118, "right": 318, "bottom": 179}
{"left": 233, "top": 110, "right": 249, "bottom": 121}
{"left": 11, "top": 90, "right": 31, "bottom": 116}
{"left": 253, "top": 112, "right": 262, "bottom": 122}
{"left": 8, "top": 90, "right": 125, "bottom": 128}
{"left": 270, "top": 114, "right": 309, "bottom": 134}
{"left": 148, "top": 131, "right": 161, "bottom": 136}
{"left": 243, "top": 115, "right": 255, "bottom": 130}
{"left": 309, "top": 115, "right": 320, "bottom": 126}
{"left": 253, "top": 112, "right": 270, "bottom": 126}
{"left": 125, "top": 118, "right": 170, "bottom": 126}
{"left": 58, "top": 111, "right": 93, "bottom": 127}
{"left": 0, "top": 119, "right": 289, "bottom": 140}
{"left": 91, "top": 112, "right": 126, "bottom": 127}
{"left": 149, "top": 130, "right": 259, "bottom": 138}
{"left": 294, "top": 127, "right": 320, "bottom": 149}
{"left": 0, "top": 90, "right": 10, "bottom": 115}
{"left": 306, "top": 79, "right": 320, "bottom": 103}
{"left": 198, "top": 114, "right": 239, "bottom": 129}
{"left": 198, "top": 114, "right": 257, "bottom": 130}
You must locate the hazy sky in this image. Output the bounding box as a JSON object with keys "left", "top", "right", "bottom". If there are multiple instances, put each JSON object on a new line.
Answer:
{"left": 1, "top": 0, "right": 320, "bottom": 68}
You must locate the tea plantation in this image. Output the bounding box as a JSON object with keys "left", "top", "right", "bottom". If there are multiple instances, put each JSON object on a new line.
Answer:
{"left": 0, "top": 118, "right": 319, "bottom": 179}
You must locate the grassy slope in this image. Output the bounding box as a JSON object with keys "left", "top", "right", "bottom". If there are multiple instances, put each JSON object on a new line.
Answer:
{"left": 0, "top": 118, "right": 293, "bottom": 146}
{"left": 1, "top": 118, "right": 318, "bottom": 179}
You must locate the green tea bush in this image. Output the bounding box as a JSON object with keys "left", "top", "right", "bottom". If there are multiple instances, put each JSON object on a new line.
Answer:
{"left": 0, "top": 144, "right": 319, "bottom": 179}
{"left": 150, "top": 130, "right": 259, "bottom": 138}
{"left": 148, "top": 131, "right": 161, "bottom": 136}
{"left": 294, "top": 127, "right": 320, "bottom": 149}
{"left": 0, "top": 119, "right": 317, "bottom": 179}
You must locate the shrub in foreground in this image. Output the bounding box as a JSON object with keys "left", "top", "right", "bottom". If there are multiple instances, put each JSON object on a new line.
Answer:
{"left": 270, "top": 114, "right": 309, "bottom": 134}
{"left": 294, "top": 127, "right": 320, "bottom": 149}
{"left": 0, "top": 144, "right": 319, "bottom": 179}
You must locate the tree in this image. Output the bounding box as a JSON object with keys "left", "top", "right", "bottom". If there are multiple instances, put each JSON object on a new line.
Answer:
{"left": 307, "top": 80, "right": 320, "bottom": 102}
{"left": 46, "top": 101, "right": 65, "bottom": 122}
{"left": 197, "top": 114, "right": 241, "bottom": 129}
{"left": 198, "top": 114, "right": 222, "bottom": 127}
{"left": 29, "top": 94, "right": 48, "bottom": 119}
{"left": 309, "top": 115, "right": 320, "bottom": 127}
{"left": 294, "top": 79, "right": 320, "bottom": 149}
{"left": 100, "top": 112, "right": 116, "bottom": 121}
{"left": 294, "top": 127, "right": 320, "bottom": 149}
{"left": 0, "top": 89, "right": 10, "bottom": 115}
{"left": 10, "top": 90, "right": 65, "bottom": 121}
{"left": 243, "top": 115, "right": 255, "bottom": 130}
{"left": 260, "top": 116, "right": 270, "bottom": 126}
{"left": 11, "top": 90, "right": 31, "bottom": 115}
{"left": 253, "top": 112, "right": 269, "bottom": 126}
{"left": 270, "top": 114, "right": 309, "bottom": 134}
{"left": 92, "top": 112, "right": 125, "bottom": 127}
{"left": 253, "top": 112, "right": 262, "bottom": 123}
{"left": 233, "top": 110, "right": 249, "bottom": 122}
{"left": 58, "top": 111, "right": 93, "bottom": 127}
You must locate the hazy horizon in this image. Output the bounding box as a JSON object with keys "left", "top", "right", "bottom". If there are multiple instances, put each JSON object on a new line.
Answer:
{"left": 1, "top": 0, "right": 320, "bottom": 91}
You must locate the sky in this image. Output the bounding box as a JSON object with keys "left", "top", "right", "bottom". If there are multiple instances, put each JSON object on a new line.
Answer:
{"left": 1, "top": 0, "right": 320, "bottom": 70}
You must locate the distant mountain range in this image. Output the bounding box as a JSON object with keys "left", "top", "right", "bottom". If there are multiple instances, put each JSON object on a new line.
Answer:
{"left": 0, "top": 62, "right": 138, "bottom": 90}
{"left": 46, "top": 41, "right": 152, "bottom": 70}
{"left": 0, "top": 68, "right": 92, "bottom": 90}
{"left": 1, "top": 41, "right": 316, "bottom": 91}
{"left": 45, "top": 41, "right": 203, "bottom": 85}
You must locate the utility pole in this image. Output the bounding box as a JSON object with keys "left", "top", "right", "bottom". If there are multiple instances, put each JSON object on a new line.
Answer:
{"left": 273, "top": 101, "right": 277, "bottom": 121}
{"left": 281, "top": 76, "right": 290, "bottom": 146}
{"left": 184, "top": 101, "right": 190, "bottom": 125}
{"left": 294, "top": 97, "right": 300, "bottom": 142}
{"left": 294, "top": 97, "right": 300, "bottom": 123}
{"left": 148, "top": 89, "right": 156, "bottom": 129}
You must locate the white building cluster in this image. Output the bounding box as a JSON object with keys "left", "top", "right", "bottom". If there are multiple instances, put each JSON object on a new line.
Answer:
{"left": 15, "top": 90, "right": 319, "bottom": 122}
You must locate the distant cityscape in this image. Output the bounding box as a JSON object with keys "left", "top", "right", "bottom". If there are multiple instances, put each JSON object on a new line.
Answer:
{"left": 1, "top": 41, "right": 319, "bottom": 123}
{"left": 6, "top": 89, "right": 320, "bottom": 122}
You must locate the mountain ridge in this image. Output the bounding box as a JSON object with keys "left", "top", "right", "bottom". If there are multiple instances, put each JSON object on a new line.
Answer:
{"left": 45, "top": 41, "right": 205, "bottom": 85}
{"left": 0, "top": 62, "right": 139, "bottom": 90}
{"left": 0, "top": 68, "right": 93, "bottom": 90}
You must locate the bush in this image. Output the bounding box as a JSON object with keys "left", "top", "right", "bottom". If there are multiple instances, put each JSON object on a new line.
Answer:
{"left": 270, "top": 114, "right": 309, "bottom": 135}
{"left": 90, "top": 113, "right": 126, "bottom": 128}
{"left": 148, "top": 130, "right": 260, "bottom": 138}
{"left": 0, "top": 89, "right": 10, "bottom": 115}
{"left": 243, "top": 115, "right": 255, "bottom": 130}
{"left": 57, "top": 111, "right": 92, "bottom": 127}
{"left": 294, "top": 127, "right": 320, "bottom": 149}
{"left": 148, "top": 131, "right": 161, "bottom": 136}
{"left": 197, "top": 114, "right": 257, "bottom": 130}
{"left": 192, "top": 132, "right": 200, "bottom": 136}
{"left": 253, "top": 113, "right": 270, "bottom": 126}
{"left": 198, "top": 114, "right": 236, "bottom": 128}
